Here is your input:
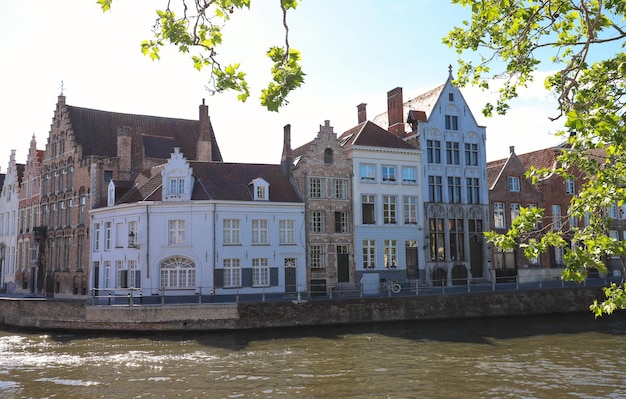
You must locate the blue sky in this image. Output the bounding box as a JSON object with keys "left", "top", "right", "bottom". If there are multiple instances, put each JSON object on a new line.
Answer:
{"left": 0, "top": 0, "right": 566, "bottom": 171}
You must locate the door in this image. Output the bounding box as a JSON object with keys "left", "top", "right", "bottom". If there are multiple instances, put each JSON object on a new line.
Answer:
{"left": 284, "top": 258, "right": 296, "bottom": 293}
{"left": 470, "top": 234, "right": 484, "bottom": 278}
{"left": 337, "top": 252, "right": 350, "bottom": 283}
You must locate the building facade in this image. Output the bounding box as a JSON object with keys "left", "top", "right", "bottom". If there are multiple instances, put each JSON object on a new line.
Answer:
{"left": 339, "top": 120, "right": 424, "bottom": 293}
{"left": 90, "top": 148, "right": 306, "bottom": 300}
{"left": 37, "top": 95, "right": 221, "bottom": 296}
{"left": 373, "top": 69, "right": 490, "bottom": 286}
{"left": 287, "top": 121, "right": 355, "bottom": 295}
{"left": 0, "top": 151, "right": 23, "bottom": 293}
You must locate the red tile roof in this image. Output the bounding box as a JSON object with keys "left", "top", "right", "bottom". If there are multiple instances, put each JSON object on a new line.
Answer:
{"left": 339, "top": 121, "right": 415, "bottom": 149}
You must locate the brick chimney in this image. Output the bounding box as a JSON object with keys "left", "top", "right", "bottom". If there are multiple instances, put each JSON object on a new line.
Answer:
{"left": 117, "top": 126, "right": 132, "bottom": 180}
{"left": 357, "top": 103, "right": 367, "bottom": 124}
{"left": 281, "top": 124, "right": 293, "bottom": 177}
{"left": 510, "top": 146, "right": 515, "bottom": 154}
{"left": 196, "top": 99, "right": 212, "bottom": 162}
{"left": 387, "top": 87, "right": 405, "bottom": 137}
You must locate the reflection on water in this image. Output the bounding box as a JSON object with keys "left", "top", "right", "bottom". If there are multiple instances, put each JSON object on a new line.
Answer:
{"left": 1, "top": 313, "right": 626, "bottom": 398}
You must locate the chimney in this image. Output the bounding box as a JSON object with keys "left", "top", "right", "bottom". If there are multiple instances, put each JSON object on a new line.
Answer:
{"left": 510, "top": 146, "right": 515, "bottom": 154}
{"left": 357, "top": 103, "right": 367, "bottom": 124}
{"left": 196, "top": 99, "right": 212, "bottom": 161}
{"left": 387, "top": 87, "right": 405, "bottom": 137}
{"left": 117, "top": 126, "right": 132, "bottom": 180}
{"left": 281, "top": 124, "right": 293, "bottom": 177}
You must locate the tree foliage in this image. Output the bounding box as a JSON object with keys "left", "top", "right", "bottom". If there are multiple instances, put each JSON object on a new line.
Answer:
{"left": 445, "top": 0, "right": 626, "bottom": 316}
{"left": 97, "top": 0, "right": 305, "bottom": 111}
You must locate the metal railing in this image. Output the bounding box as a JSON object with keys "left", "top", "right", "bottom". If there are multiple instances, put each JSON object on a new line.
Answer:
{"left": 87, "top": 274, "right": 622, "bottom": 307}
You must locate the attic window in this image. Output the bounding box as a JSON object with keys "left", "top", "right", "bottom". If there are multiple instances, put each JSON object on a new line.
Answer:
{"left": 256, "top": 185, "right": 266, "bottom": 200}
{"left": 169, "top": 178, "right": 185, "bottom": 195}
{"left": 449, "top": 93, "right": 454, "bottom": 101}
{"left": 324, "top": 148, "right": 334, "bottom": 164}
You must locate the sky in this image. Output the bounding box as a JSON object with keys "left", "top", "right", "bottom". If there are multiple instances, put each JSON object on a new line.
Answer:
{"left": 0, "top": 0, "right": 568, "bottom": 172}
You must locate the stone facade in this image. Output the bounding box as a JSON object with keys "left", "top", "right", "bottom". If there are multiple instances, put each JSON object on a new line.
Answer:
{"left": 288, "top": 121, "right": 355, "bottom": 295}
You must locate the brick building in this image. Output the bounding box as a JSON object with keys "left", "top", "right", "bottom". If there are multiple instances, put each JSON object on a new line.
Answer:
{"left": 286, "top": 121, "right": 354, "bottom": 295}
{"left": 15, "top": 135, "right": 44, "bottom": 294}
{"left": 37, "top": 95, "right": 222, "bottom": 296}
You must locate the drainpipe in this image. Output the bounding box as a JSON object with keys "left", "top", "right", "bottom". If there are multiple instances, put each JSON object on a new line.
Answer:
{"left": 146, "top": 205, "right": 150, "bottom": 279}
{"left": 213, "top": 202, "right": 216, "bottom": 294}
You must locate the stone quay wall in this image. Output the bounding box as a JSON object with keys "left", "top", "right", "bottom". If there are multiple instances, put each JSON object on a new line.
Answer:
{"left": 0, "top": 287, "right": 606, "bottom": 332}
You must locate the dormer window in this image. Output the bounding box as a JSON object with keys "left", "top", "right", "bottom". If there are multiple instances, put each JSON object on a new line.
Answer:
{"left": 169, "top": 178, "right": 185, "bottom": 195}
{"left": 250, "top": 177, "right": 269, "bottom": 201}
{"left": 162, "top": 148, "right": 193, "bottom": 202}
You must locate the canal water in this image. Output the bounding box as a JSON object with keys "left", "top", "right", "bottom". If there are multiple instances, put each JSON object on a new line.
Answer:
{"left": 1, "top": 313, "right": 625, "bottom": 399}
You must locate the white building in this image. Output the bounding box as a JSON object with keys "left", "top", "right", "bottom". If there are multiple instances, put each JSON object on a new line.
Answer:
{"left": 0, "top": 150, "right": 23, "bottom": 293}
{"left": 339, "top": 121, "right": 424, "bottom": 293}
{"left": 374, "top": 69, "right": 490, "bottom": 286}
{"left": 89, "top": 148, "right": 306, "bottom": 301}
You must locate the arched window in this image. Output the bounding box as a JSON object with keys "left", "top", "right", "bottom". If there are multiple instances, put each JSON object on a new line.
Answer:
{"left": 160, "top": 256, "right": 196, "bottom": 289}
{"left": 324, "top": 148, "right": 333, "bottom": 164}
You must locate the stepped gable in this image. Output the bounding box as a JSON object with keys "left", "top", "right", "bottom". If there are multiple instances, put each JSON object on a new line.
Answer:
{"left": 66, "top": 105, "right": 222, "bottom": 162}
{"left": 338, "top": 120, "right": 415, "bottom": 149}
{"left": 189, "top": 162, "right": 302, "bottom": 202}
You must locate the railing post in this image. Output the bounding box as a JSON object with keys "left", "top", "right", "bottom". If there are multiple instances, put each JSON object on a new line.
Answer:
{"left": 467, "top": 278, "right": 470, "bottom": 293}
{"left": 108, "top": 292, "right": 111, "bottom": 306}
{"left": 128, "top": 292, "right": 133, "bottom": 306}
{"left": 161, "top": 289, "right": 165, "bottom": 305}
{"left": 415, "top": 281, "right": 419, "bottom": 296}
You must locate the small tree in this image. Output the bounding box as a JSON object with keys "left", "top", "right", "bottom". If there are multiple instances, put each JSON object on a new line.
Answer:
{"left": 98, "top": 0, "right": 305, "bottom": 111}
{"left": 445, "top": 0, "right": 626, "bottom": 316}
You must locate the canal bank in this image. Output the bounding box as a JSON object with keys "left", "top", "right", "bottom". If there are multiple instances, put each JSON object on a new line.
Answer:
{"left": 0, "top": 286, "right": 609, "bottom": 331}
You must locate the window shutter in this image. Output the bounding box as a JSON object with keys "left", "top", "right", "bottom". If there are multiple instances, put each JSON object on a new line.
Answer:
{"left": 214, "top": 268, "right": 224, "bottom": 288}
{"left": 270, "top": 267, "right": 278, "bottom": 286}
{"left": 242, "top": 268, "right": 253, "bottom": 287}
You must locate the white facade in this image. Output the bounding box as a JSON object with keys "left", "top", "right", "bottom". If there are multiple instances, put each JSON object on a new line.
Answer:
{"left": 0, "top": 151, "right": 20, "bottom": 292}
{"left": 407, "top": 76, "right": 490, "bottom": 284}
{"left": 348, "top": 143, "right": 425, "bottom": 292}
{"left": 89, "top": 149, "right": 306, "bottom": 300}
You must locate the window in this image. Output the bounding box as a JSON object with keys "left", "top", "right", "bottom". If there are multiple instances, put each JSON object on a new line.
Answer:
{"left": 309, "top": 177, "right": 325, "bottom": 199}
{"left": 465, "top": 143, "right": 479, "bottom": 166}
{"left": 445, "top": 115, "right": 459, "bottom": 130}
{"left": 168, "top": 219, "right": 185, "bottom": 245}
{"left": 58, "top": 201, "right": 64, "bottom": 226}
{"left": 449, "top": 219, "right": 465, "bottom": 261}
{"left": 428, "top": 176, "right": 443, "bottom": 202}
{"left": 223, "top": 258, "right": 241, "bottom": 287}
{"left": 310, "top": 211, "right": 325, "bottom": 233}
{"left": 494, "top": 202, "right": 505, "bottom": 228}
{"left": 66, "top": 199, "right": 72, "bottom": 226}
{"left": 429, "top": 218, "right": 445, "bottom": 261}
{"left": 104, "top": 261, "right": 111, "bottom": 288}
{"left": 509, "top": 176, "right": 520, "bottom": 192}
{"left": 569, "top": 207, "right": 578, "bottom": 230}
{"left": 334, "top": 212, "right": 349, "bottom": 233}
{"left": 223, "top": 219, "right": 240, "bottom": 245}
{"left": 169, "top": 178, "right": 185, "bottom": 195}
{"left": 252, "top": 219, "right": 269, "bottom": 244}
{"left": 279, "top": 220, "right": 296, "bottom": 244}
{"left": 116, "top": 260, "right": 127, "bottom": 288}
{"left": 608, "top": 203, "right": 619, "bottom": 219}
{"left": 324, "top": 148, "right": 333, "bottom": 164}
{"left": 382, "top": 166, "right": 396, "bottom": 182}
{"left": 553, "top": 246, "right": 565, "bottom": 265}
{"left": 104, "top": 222, "right": 112, "bottom": 250}
{"left": 362, "top": 195, "right": 376, "bottom": 224}
{"left": 383, "top": 195, "right": 397, "bottom": 224}
{"left": 333, "top": 179, "right": 348, "bottom": 199}
{"left": 128, "top": 260, "right": 139, "bottom": 288}
{"left": 160, "top": 256, "right": 195, "bottom": 289}
{"left": 363, "top": 240, "right": 376, "bottom": 268}
{"left": 449, "top": 93, "right": 454, "bottom": 101}
{"left": 510, "top": 203, "right": 521, "bottom": 222}
{"left": 360, "top": 164, "right": 375, "bottom": 182}
{"left": 448, "top": 176, "right": 461, "bottom": 203}
{"left": 79, "top": 195, "right": 86, "bottom": 224}
{"left": 403, "top": 196, "right": 417, "bottom": 224}
{"left": 402, "top": 167, "right": 417, "bottom": 184}
{"left": 77, "top": 235, "right": 85, "bottom": 271}
{"left": 104, "top": 170, "right": 113, "bottom": 183}
{"left": 528, "top": 204, "right": 538, "bottom": 229}
{"left": 466, "top": 178, "right": 480, "bottom": 204}
{"left": 64, "top": 237, "right": 70, "bottom": 270}
{"left": 552, "top": 205, "right": 562, "bottom": 231}
{"left": 427, "top": 140, "right": 441, "bottom": 163}
{"left": 384, "top": 240, "right": 397, "bottom": 268}
{"left": 565, "top": 178, "right": 575, "bottom": 195}
{"left": 93, "top": 223, "right": 101, "bottom": 251}
{"left": 310, "top": 245, "right": 324, "bottom": 269}
{"left": 256, "top": 185, "right": 266, "bottom": 200}
{"left": 446, "top": 141, "right": 460, "bottom": 165}
{"left": 252, "top": 258, "right": 270, "bottom": 287}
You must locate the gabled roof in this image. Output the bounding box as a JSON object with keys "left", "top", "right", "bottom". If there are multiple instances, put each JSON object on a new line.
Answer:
{"left": 66, "top": 105, "right": 222, "bottom": 162}
{"left": 338, "top": 121, "right": 415, "bottom": 149}
{"left": 116, "top": 162, "right": 302, "bottom": 205}
{"left": 372, "top": 84, "right": 444, "bottom": 130}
